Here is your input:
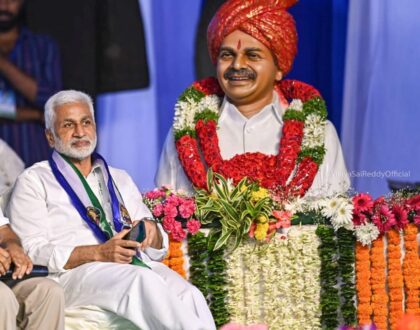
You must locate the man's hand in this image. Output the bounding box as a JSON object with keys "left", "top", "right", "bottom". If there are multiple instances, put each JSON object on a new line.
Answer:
{"left": 139, "top": 220, "right": 163, "bottom": 250}
{"left": 6, "top": 242, "right": 33, "bottom": 280}
{"left": 0, "top": 247, "right": 11, "bottom": 276}
{"left": 96, "top": 229, "right": 140, "bottom": 264}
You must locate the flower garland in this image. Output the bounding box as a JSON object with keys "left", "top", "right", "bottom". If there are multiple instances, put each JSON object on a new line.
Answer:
{"left": 224, "top": 228, "right": 321, "bottom": 329}
{"left": 316, "top": 224, "right": 340, "bottom": 329}
{"left": 402, "top": 223, "right": 420, "bottom": 316}
{"left": 370, "top": 237, "right": 388, "bottom": 330}
{"left": 173, "top": 77, "right": 327, "bottom": 197}
{"left": 387, "top": 229, "right": 403, "bottom": 329}
{"left": 162, "top": 237, "right": 186, "bottom": 278}
{"left": 336, "top": 228, "right": 357, "bottom": 325}
{"left": 187, "top": 232, "right": 209, "bottom": 299}
{"left": 355, "top": 242, "right": 372, "bottom": 325}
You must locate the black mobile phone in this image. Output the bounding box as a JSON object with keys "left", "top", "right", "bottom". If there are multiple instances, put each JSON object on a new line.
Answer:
{"left": 123, "top": 221, "right": 146, "bottom": 243}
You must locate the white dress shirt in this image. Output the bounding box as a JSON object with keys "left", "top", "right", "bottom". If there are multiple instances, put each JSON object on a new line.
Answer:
{"left": 8, "top": 160, "right": 168, "bottom": 274}
{"left": 156, "top": 93, "right": 350, "bottom": 197}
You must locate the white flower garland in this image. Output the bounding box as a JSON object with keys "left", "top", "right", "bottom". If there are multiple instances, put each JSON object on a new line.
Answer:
{"left": 173, "top": 93, "right": 326, "bottom": 154}
{"left": 173, "top": 95, "right": 220, "bottom": 131}
{"left": 224, "top": 228, "right": 321, "bottom": 329}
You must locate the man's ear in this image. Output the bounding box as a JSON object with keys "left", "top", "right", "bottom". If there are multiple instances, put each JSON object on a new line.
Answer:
{"left": 275, "top": 70, "right": 283, "bottom": 82}
{"left": 45, "top": 129, "right": 55, "bottom": 148}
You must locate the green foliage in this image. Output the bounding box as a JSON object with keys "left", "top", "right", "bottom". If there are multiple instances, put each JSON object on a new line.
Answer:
{"left": 194, "top": 109, "right": 219, "bottom": 123}
{"left": 195, "top": 170, "right": 273, "bottom": 251}
{"left": 303, "top": 97, "right": 327, "bottom": 119}
{"left": 179, "top": 87, "right": 205, "bottom": 103}
{"left": 283, "top": 109, "right": 306, "bottom": 121}
{"left": 299, "top": 146, "right": 326, "bottom": 165}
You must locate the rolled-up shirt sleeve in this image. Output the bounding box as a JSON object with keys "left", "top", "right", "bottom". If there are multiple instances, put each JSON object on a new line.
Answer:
{"left": 7, "top": 170, "right": 74, "bottom": 273}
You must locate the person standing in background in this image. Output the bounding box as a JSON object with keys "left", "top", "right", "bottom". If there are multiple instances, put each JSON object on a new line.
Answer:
{"left": 0, "top": 0, "right": 61, "bottom": 166}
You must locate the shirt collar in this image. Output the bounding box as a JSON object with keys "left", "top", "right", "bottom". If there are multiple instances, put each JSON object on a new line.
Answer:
{"left": 219, "top": 92, "right": 286, "bottom": 125}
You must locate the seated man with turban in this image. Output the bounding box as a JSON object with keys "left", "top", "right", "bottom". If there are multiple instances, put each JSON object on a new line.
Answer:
{"left": 157, "top": 0, "right": 349, "bottom": 198}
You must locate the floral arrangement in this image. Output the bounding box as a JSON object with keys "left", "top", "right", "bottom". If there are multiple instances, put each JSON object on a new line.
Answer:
{"left": 195, "top": 170, "right": 292, "bottom": 250}
{"left": 143, "top": 187, "right": 201, "bottom": 241}
{"left": 173, "top": 77, "right": 327, "bottom": 198}
{"left": 224, "top": 226, "right": 321, "bottom": 329}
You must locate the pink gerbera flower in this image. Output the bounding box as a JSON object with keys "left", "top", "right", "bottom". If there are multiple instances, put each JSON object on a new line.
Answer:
{"left": 372, "top": 204, "right": 396, "bottom": 234}
{"left": 392, "top": 204, "right": 409, "bottom": 230}
{"left": 353, "top": 193, "right": 374, "bottom": 213}
{"left": 352, "top": 212, "right": 367, "bottom": 226}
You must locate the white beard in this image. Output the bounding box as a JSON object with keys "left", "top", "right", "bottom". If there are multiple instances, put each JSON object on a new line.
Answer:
{"left": 53, "top": 133, "right": 97, "bottom": 160}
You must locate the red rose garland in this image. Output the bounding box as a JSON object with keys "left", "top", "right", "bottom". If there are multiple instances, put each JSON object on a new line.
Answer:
{"left": 175, "top": 77, "right": 325, "bottom": 197}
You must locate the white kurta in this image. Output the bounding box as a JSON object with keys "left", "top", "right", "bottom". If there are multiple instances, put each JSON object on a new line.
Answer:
{"left": 0, "top": 139, "right": 24, "bottom": 211}
{"left": 156, "top": 94, "right": 350, "bottom": 197}
{"left": 0, "top": 207, "right": 8, "bottom": 226}
{"left": 8, "top": 161, "right": 216, "bottom": 330}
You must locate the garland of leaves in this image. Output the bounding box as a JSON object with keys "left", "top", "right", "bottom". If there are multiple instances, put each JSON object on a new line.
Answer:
{"left": 207, "top": 237, "right": 230, "bottom": 327}
{"left": 316, "top": 224, "right": 339, "bottom": 329}
{"left": 336, "top": 228, "right": 357, "bottom": 325}
{"left": 387, "top": 229, "right": 404, "bottom": 330}
{"left": 187, "top": 232, "right": 209, "bottom": 299}
{"left": 355, "top": 242, "right": 372, "bottom": 325}
{"left": 370, "top": 237, "right": 388, "bottom": 330}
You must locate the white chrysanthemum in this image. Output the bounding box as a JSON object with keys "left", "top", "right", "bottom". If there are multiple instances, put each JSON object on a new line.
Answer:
{"left": 288, "top": 99, "right": 303, "bottom": 111}
{"left": 198, "top": 95, "right": 220, "bottom": 114}
{"left": 302, "top": 113, "right": 326, "bottom": 148}
{"left": 355, "top": 222, "right": 380, "bottom": 246}
{"left": 319, "top": 197, "right": 341, "bottom": 218}
{"left": 173, "top": 99, "right": 200, "bottom": 131}
{"left": 331, "top": 202, "right": 354, "bottom": 230}
{"left": 284, "top": 197, "right": 304, "bottom": 214}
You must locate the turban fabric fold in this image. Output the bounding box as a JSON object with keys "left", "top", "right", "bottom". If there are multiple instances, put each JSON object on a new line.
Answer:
{"left": 207, "top": 0, "right": 298, "bottom": 75}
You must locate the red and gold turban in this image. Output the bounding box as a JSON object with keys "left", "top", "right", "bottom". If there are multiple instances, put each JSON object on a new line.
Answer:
{"left": 207, "top": 0, "right": 298, "bottom": 75}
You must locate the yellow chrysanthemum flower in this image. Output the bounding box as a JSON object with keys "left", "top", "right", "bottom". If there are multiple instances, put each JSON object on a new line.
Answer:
{"left": 251, "top": 188, "right": 269, "bottom": 201}
{"left": 254, "top": 223, "right": 269, "bottom": 241}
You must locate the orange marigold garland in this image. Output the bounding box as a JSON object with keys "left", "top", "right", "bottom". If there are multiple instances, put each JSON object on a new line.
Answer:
{"left": 387, "top": 229, "right": 404, "bottom": 329}
{"left": 403, "top": 223, "right": 420, "bottom": 316}
{"left": 356, "top": 242, "right": 372, "bottom": 325}
{"left": 163, "top": 237, "right": 186, "bottom": 278}
{"left": 370, "top": 237, "right": 388, "bottom": 330}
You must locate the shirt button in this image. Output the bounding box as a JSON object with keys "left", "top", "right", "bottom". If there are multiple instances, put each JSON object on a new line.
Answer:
{"left": 245, "top": 127, "right": 253, "bottom": 134}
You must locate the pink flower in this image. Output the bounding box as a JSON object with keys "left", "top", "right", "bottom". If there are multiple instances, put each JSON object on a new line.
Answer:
{"left": 171, "top": 221, "right": 186, "bottom": 241}
{"left": 392, "top": 204, "right": 409, "bottom": 230}
{"left": 353, "top": 193, "right": 374, "bottom": 213}
{"left": 144, "top": 190, "right": 162, "bottom": 200}
{"left": 166, "top": 195, "right": 181, "bottom": 207}
{"left": 186, "top": 219, "right": 201, "bottom": 234}
{"left": 407, "top": 195, "right": 420, "bottom": 211}
{"left": 352, "top": 212, "right": 367, "bottom": 226}
{"left": 372, "top": 204, "right": 396, "bottom": 234}
{"left": 272, "top": 210, "right": 292, "bottom": 228}
{"left": 414, "top": 213, "right": 420, "bottom": 225}
{"left": 163, "top": 203, "right": 178, "bottom": 218}
{"left": 162, "top": 216, "right": 176, "bottom": 232}
{"left": 248, "top": 222, "right": 256, "bottom": 238}
{"left": 179, "top": 199, "right": 196, "bottom": 218}
{"left": 152, "top": 204, "right": 164, "bottom": 217}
